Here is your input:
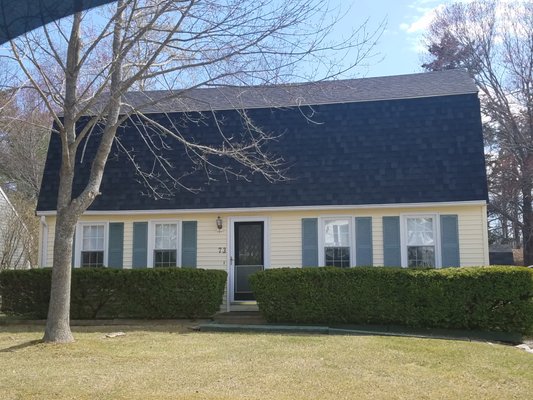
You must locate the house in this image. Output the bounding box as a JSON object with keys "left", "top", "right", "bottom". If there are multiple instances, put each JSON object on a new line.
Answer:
{"left": 37, "top": 69, "right": 489, "bottom": 310}
{"left": 0, "top": 187, "right": 30, "bottom": 269}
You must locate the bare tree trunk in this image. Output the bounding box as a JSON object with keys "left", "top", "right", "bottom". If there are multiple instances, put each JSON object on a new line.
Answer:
{"left": 513, "top": 220, "right": 521, "bottom": 249}
{"left": 501, "top": 217, "right": 508, "bottom": 242}
{"left": 43, "top": 209, "right": 77, "bottom": 342}
{"left": 522, "top": 186, "right": 533, "bottom": 266}
{"left": 43, "top": 150, "right": 80, "bottom": 342}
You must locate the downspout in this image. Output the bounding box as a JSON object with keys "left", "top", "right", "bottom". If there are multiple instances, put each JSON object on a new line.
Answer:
{"left": 39, "top": 216, "right": 48, "bottom": 268}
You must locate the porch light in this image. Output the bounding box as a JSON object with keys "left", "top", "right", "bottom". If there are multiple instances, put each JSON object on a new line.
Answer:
{"left": 216, "top": 216, "right": 223, "bottom": 231}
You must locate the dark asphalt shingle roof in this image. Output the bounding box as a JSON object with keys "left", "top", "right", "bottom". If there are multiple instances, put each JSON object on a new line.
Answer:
{"left": 111, "top": 69, "right": 477, "bottom": 114}
{"left": 37, "top": 69, "right": 487, "bottom": 212}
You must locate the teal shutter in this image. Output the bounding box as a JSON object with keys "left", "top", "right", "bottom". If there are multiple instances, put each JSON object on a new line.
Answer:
{"left": 355, "top": 217, "right": 373, "bottom": 266}
{"left": 440, "top": 215, "right": 460, "bottom": 267}
{"left": 108, "top": 222, "right": 124, "bottom": 268}
{"left": 181, "top": 221, "right": 197, "bottom": 268}
{"left": 132, "top": 222, "right": 148, "bottom": 268}
{"left": 302, "top": 218, "right": 319, "bottom": 267}
{"left": 383, "top": 216, "right": 401, "bottom": 267}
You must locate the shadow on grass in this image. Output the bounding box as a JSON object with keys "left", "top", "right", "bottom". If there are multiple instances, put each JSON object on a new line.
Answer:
{"left": 0, "top": 339, "right": 42, "bottom": 352}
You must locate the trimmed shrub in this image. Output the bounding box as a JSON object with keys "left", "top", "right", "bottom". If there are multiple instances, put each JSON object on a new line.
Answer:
{"left": 250, "top": 266, "right": 533, "bottom": 333}
{"left": 0, "top": 269, "right": 51, "bottom": 318}
{"left": 0, "top": 268, "right": 227, "bottom": 319}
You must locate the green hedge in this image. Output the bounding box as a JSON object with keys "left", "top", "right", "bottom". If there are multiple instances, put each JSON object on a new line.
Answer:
{"left": 250, "top": 266, "right": 533, "bottom": 333}
{"left": 0, "top": 268, "right": 227, "bottom": 319}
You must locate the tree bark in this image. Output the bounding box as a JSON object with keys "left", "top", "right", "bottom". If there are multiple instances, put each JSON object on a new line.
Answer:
{"left": 43, "top": 209, "right": 77, "bottom": 343}
{"left": 522, "top": 186, "right": 533, "bottom": 266}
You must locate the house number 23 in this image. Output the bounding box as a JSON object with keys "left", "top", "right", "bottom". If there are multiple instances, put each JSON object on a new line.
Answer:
{"left": 218, "top": 247, "right": 227, "bottom": 254}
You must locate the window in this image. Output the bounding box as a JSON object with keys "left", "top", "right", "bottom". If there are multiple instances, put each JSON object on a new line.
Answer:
{"left": 405, "top": 216, "right": 436, "bottom": 268}
{"left": 153, "top": 223, "right": 178, "bottom": 267}
{"left": 81, "top": 224, "right": 105, "bottom": 268}
{"left": 323, "top": 218, "right": 351, "bottom": 268}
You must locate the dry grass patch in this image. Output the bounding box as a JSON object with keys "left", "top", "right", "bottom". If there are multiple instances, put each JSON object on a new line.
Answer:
{"left": 1, "top": 323, "right": 532, "bottom": 400}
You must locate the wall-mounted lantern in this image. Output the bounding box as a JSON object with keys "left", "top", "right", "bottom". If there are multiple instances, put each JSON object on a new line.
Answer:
{"left": 216, "top": 216, "right": 223, "bottom": 231}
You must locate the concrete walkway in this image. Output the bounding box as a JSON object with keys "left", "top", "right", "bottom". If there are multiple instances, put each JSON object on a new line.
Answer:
{"left": 196, "top": 321, "right": 523, "bottom": 344}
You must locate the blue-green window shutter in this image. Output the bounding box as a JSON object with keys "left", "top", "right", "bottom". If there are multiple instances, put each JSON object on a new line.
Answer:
{"left": 302, "top": 218, "right": 319, "bottom": 267}
{"left": 440, "top": 214, "right": 460, "bottom": 267}
{"left": 181, "top": 221, "right": 197, "bottom": 268}
{"left": 355, "top": 217, "right": 373, "bottom": 266}
{"left": 132, "top": 222, "right": 148, "bottom": 268}
{"left": 383, "top": 216, "right": 401, "bottom": 267}
{"left": 108, "top": 222, "right": 124, "bottom": 269}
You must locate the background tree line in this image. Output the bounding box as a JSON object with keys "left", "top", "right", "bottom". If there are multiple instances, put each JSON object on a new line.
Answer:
{"left": 422, "top": 0, "right": 533, "bottom": 265}
{"left": 0, "top": 82, "right": 50, "bottom": 269}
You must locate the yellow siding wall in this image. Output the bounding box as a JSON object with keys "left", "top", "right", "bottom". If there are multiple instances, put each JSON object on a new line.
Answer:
{"left": 42, "top": 203, "right": 489, "bottom": 269}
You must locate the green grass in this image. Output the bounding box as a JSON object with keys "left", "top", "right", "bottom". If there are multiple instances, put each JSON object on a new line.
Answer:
{"left": 1, "top": 323, "right": 532, "bottom": 400}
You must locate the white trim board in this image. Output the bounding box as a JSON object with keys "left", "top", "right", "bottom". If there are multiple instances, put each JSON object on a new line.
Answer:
{"left": 36, "top": 200, "right": 487, "bottom": 216}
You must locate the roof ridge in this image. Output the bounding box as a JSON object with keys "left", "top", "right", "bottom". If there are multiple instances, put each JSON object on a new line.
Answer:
{"left": 125, "top": 68, "right": 473, "bottom": 96}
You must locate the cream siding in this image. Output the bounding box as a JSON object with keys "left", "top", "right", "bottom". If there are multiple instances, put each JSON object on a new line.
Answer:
{"left": 46, "top": 218, "right": 55, "bottom": 267}
{"left": 42, "top": 203, "right": 489, "bottom": 269}
{"left": 270, "top": 214, "right": 301, "bottom": 268}
{"left": 42, "top": 203, "right": 488, "bottom": 311}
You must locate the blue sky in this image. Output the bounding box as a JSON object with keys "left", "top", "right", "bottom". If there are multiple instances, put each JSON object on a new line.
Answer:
{"left": 342, "top": 0, "right": 462, "bottom": 78}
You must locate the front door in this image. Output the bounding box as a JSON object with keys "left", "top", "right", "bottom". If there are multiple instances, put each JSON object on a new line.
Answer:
{"left": 233, "top": 221, "right": 264, "bottom": 301}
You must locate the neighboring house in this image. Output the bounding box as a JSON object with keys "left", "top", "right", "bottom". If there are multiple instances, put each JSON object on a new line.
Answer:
{"left": 489, "top": 244, "right": 515, "bottom": 265}
{"left": 0, "top": 187, "right": 30, "bottom": 269}
{"left": 37, "top": 69, "right": 489, "bottom": 309}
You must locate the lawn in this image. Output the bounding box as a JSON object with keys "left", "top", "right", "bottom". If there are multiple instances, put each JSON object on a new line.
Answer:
{"left": 1, "top": 323, "right": 532, "bottom": 400}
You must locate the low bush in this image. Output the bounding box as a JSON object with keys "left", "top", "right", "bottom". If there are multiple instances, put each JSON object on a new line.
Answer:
{"left": 0, "top": 268, "right": 227, "bottom": 319}
{"left": 250, "top": 266, "right": 533, "bottom": 333}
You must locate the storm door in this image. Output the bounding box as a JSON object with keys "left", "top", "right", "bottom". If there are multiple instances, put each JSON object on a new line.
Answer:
{"left": 233, "top": 221, "right": 264, "bottom": 301}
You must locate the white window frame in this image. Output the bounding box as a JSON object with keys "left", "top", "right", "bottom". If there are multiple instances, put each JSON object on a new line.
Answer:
{"left": 318, "top": 216, "right": 355, "bottom": 267}
{"left": 400, "top": 213, "right": 441, "bottom": 268}
{"left": 74, "top": 222, "right": 109, "bottom": 268}
{"left": 147, "top": 219, "right": 181, "bottom": 268}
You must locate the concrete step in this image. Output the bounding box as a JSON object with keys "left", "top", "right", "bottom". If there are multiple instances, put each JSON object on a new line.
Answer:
{"left": 229, "top": 302, "right": 259, "bottom": 312}
{"left": 213, "top": 311, "right": 266, "bottom": 325}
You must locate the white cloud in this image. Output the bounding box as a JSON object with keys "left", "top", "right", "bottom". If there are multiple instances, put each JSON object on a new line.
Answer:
{"left": 400, "top": 1, "right": 451, "bottom": 34}
{"left": 401, "top": 0, "right": 527, "bottom": 35}
{"left": 398, "top": 0, "right": 477, "bottom": 52}
{"left": 400, "top": 5, "right": 443, "bottom": 33}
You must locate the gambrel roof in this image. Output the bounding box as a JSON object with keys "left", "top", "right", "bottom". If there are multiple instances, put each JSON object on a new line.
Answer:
{"left": 37, "top": 69, "right": 487, "bottom": 212}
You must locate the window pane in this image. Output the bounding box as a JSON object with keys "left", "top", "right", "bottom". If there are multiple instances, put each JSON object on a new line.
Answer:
{"left": 95, "top": 225, "right": 104, "bottom": 237}
{"left": 81, "top": 251, "right": 104, "bottom": 268}
{"left": 155, "top": 223, "right": 177, "bottom": 250}
{"left": 324, "top": 219, "right": 350, "bottom": 247}
{"left": 325, "top": 247, "right": 350, "bottom": 268}
{"left": 407, "top": 246, "right": 435, "bottom": 268}
{"left": 154, "top": 250, "right": 177, "bottom": 267}
{"left": 82, "top": 224, "right": 104, "bottom": 251}
{"left": 406, "top": 217, "right": 434, "bottom": 246}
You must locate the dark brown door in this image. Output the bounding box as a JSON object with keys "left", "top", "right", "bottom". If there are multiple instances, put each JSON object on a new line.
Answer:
{"left": 234, "top": 221, "right": 264, "bottom": 301}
